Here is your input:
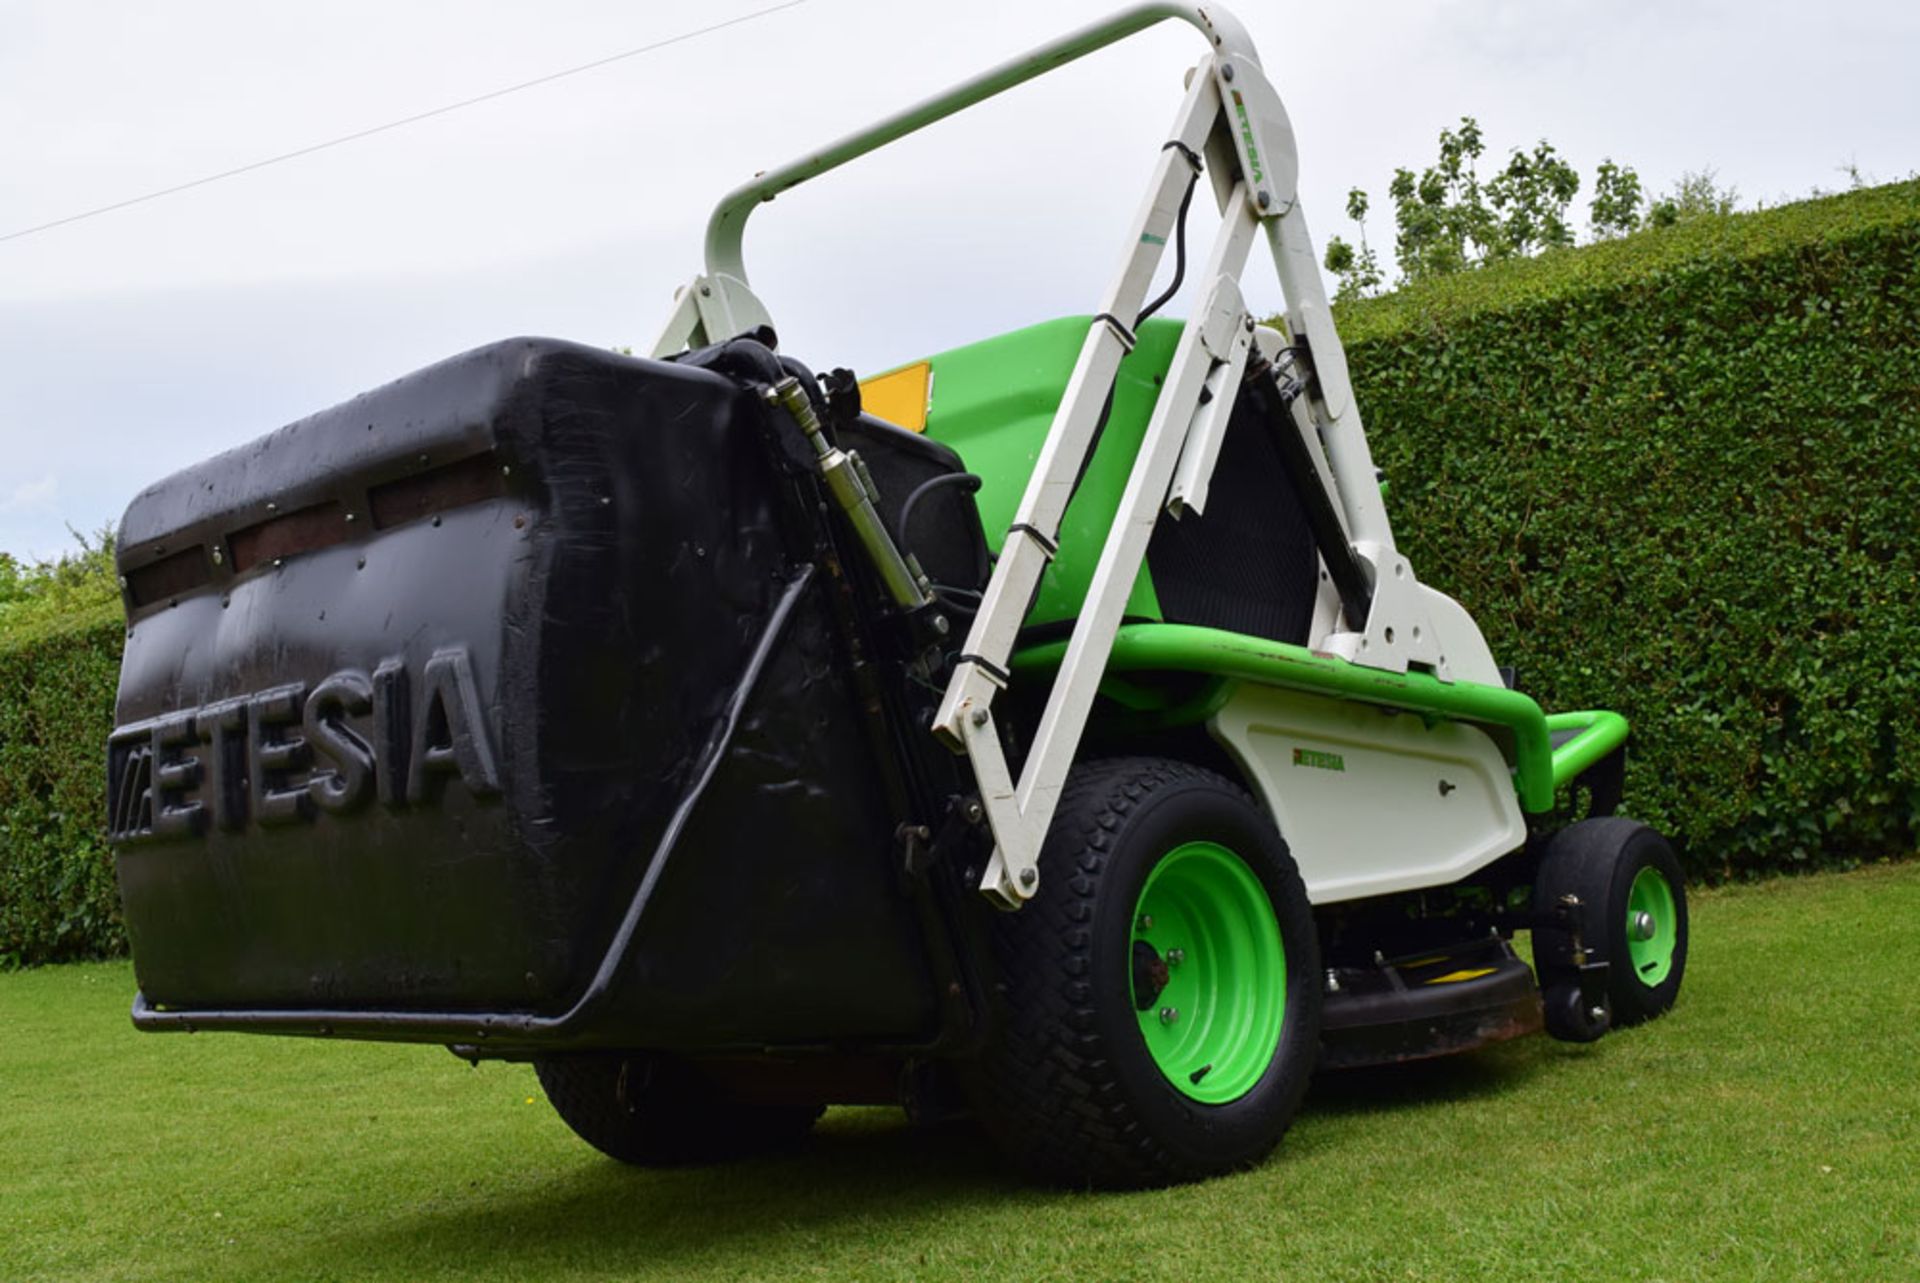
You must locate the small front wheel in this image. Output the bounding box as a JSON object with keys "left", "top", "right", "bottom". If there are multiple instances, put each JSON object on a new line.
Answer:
{"left": 966, "top": 757, "right": 1321, "bottom": 1188}
{"left": 1533, "top": 817, "right": 1689, "bottom": 1033}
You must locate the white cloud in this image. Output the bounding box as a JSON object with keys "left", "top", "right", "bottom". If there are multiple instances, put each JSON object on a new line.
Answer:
{"left": 0, "top": 475, "right": 58, "bottom": 514}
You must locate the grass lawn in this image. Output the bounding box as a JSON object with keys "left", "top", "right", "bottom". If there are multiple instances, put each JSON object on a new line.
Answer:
{"left": 3, "top": 862, "right": 1916, "bottom": 1283}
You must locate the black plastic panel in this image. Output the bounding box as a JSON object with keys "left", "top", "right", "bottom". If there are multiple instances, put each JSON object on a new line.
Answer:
{"left": 1147, "top": 390, "right": 1320, "bottom": 645}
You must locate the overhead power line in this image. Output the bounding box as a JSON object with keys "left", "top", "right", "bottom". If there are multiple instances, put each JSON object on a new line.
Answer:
{"left": 0, "top": 0, "right": 808, "bottom": 246}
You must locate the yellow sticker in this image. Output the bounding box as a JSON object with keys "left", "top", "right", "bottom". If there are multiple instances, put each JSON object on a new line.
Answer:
{"left": 859, "top": 361, "right": 932, "bottom": 432}
{"left": 1424, "top": 967, "right": 1497, "bottom": 985}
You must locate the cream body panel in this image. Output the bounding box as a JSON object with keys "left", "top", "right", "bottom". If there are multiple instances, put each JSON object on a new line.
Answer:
{"left": 1210, "top": 684, "right": 1526, "bottom": 904}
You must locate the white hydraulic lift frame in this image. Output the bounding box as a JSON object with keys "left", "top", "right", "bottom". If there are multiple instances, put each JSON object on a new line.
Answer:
{"left": 654, "top": 3, "right": 1460, "bottom": 909}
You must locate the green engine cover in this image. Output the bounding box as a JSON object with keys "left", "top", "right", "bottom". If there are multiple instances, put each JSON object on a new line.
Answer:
{"left": 914, "top": 315, "right": 1184, "bottom": 629}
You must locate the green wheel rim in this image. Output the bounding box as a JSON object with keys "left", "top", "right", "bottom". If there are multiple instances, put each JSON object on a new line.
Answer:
{"left": 1129, "top": 841, "right": 1286, "bottom": 1104}
{"left": 1624, "top": 865, "right": 1679, "bottom": 987}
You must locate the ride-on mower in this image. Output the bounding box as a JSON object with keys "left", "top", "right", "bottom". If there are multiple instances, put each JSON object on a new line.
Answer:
{"left": 106, "top": 3, "right": 1688, "bottom": 1187}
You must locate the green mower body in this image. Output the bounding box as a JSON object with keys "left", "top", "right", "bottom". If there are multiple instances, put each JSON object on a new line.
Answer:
{"left": 104, "top": 3, "right": 1688, "bottom": 1188}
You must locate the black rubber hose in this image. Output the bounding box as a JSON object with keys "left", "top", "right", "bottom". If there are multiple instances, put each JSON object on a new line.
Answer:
{"left": 897, "top": 471, "right": 983, "bottom": 555}
{"left": 1135, "top": 153, "right": 1200, "bottom": 326}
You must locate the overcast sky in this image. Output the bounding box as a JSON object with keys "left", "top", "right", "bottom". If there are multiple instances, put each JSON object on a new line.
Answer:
{"left": 2, "top": 0, "right": 1913, "bottom": 559}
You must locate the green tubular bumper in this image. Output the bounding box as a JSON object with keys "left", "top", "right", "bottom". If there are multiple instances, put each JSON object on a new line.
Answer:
{"left": 1544, "top": 710, "right": 1630, "bottom": 793}
{"left": 1010, "top": 624, "right": 1628, "bottom": 815}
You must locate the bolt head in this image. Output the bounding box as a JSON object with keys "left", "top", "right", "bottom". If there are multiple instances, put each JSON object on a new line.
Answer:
{"left": 1018, "top": 867, "right": 1037, "bottom": 889}
{"left": 932, "top": 614, "right": 950, "bottom": 636}
{"left": 1630, "top": 910, "right": 1657, "bottom": 942}
{"left": 970, "top": 707, "right": 989, "bottom": 728}
{"left": 1257, "top": 190, "right": 1273, "bottom": 209}
{"left": 1589, "top": 1006, "right": 1607, "bottom": 1024}
{"left": 1159, "top": 1006, "right": 1179, "bottom": 1025}
{"left": 1221, "top": 63, "right": 1235, "bottom": 81}
{"left": 1136, "top": 913, "right": 1153, "bottom": 932}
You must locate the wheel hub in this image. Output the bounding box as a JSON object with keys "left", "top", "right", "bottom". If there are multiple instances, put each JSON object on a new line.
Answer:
{"left": 1131, "top": 940, "right": 1171, "bottom": 1009}
{"left": 1128, "top": 841, "right": 1286, "bottom": 1104}
{"left": 1624, "top": 865, "right": 1679, "bottom": 987}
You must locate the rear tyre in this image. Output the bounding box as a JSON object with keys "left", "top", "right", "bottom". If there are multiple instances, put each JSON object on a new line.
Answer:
{"left": 534, "top": 1054, "right": 822, "bottom": 1166}
{"left": 1533, "top": 817, "right": 1689, "bottom": 1035}
{"left": 966, "top": 757, "right": 1321, "bottom": 1188}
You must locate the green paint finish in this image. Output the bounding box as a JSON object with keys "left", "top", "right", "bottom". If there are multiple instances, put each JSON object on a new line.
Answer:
{"left": 1130, "top": 841, "right": 1285, "bottom": 1104}
{"left": 1625, "top": 865, "right": 1679, "bottom": 987}
{"left": 1010, "top": 622, "right": 1565, "bottom": 813}
{"left": 920, "top": 316, "right": 1185, "bottom": 628}
{"left": 1230, "top": 90, "right": 1265, "bottom": 185}
{"left": 1545, "top": 710, "right": 1630, "bottom": 791}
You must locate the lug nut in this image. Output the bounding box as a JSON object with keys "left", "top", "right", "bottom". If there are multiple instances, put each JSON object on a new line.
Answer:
{"left": 1589, "top": 1006, "right": 1607, "bottom": 1023}
{"left": 1159, "top": 1006, "right": 1179, "bottom": 1025}
{"left": 1166, "top": 949, "right": 1186, "bottom": 967}
{"left": 1136, "top": 913, "right": 1153, "bottom": 932}
{"left": 1630, "top": 911, "right": 1656, "bottom": 942}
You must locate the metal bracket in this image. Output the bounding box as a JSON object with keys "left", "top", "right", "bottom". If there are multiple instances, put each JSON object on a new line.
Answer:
{"left": 1167, "top": 278, "right": 1256, "bottom": 517}
{"left": 1317, "top": 540, "right": 1451, "bottom": 681}
{"left": 650, "top": 273, "right": 776, "bottom": 357}
{"left": 1211, "top": 54, "right": 1298, "bottom": 218}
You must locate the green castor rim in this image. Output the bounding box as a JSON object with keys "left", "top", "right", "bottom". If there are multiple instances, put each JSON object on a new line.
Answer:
{"left": 1129, "top": 841, "right": 1286, "bottom": 1104}
{"left": 1624, "top": 864, "right": 1680, "bottom": 988}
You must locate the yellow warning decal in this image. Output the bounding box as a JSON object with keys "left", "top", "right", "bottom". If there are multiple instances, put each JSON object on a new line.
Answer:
{"left": 858, "top": 361, "right": 932, "bottom": 432}
{"left": 1424, "top": 967, "right": 1497, "bottom": 985}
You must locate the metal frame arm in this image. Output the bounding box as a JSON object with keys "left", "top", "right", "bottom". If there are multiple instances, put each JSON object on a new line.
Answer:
{"left": 651, "top": 3, "right": 1463, "bottom": 909}
{"left": 699, "top": 3, "right": 1256, "bottom": 290}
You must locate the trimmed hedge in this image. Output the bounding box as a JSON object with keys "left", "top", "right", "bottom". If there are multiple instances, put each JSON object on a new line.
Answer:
{"left": 1341, "top": 179, "right": 1920, "bottom": 879}
{"left": 2, "top": 182, "right": 1915, "bottom": 964}
{"left": 0, "top": 600, "right": 125, "bottom": 966}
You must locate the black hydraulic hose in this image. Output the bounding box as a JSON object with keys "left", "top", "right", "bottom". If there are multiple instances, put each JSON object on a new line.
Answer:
{"left": 1135, "top": 144, "right": 1201, "bottom": 326}
{"left": 1060, "top": 148, "right": 1200, "bottom": 516}
{"left": 896, "top": 472, "right": 988, "bottom": 617}
{"left": 897, "top": 471, "right": 982, "bottom": 552}
{"left": 129, "top": 564, "right": 820, "bottom": 1041}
